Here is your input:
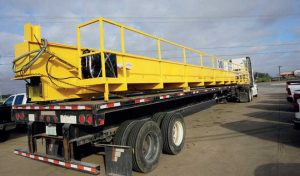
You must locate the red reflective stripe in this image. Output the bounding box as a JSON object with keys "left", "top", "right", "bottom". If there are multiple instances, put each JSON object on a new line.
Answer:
{"left": 65, "top": 163, "right": 71, "bottom": 168}
{"left": 77, "top": 165, "right": 84, "bottom": 170}
{"left": 34, "top": 156, "right": 39, "bottom": 160}
{"left": 91, "top": 168, "right": 97, "bottom": 173}
{"left": 53, "top": 160, "right": 59, "bottom": 164}
{"left": 49, "top": 105, "right": 54, "bottom": 109}
{"left": 135, "top": 98, "right": 149, "bottom": 104}
{"left": 43, "top": 157, "right": 48, "bottom": 161}
{"left": 26, "top": 153, "right": 30, "bottom": 157}
{"left": 60, "top": 106, "right": 66, "bottom": 109}
{"left": 107, "top": 103, "right": 114, "bottom": 108}
{"left": 71, "top": 106, "right": 78, "bottom": 110}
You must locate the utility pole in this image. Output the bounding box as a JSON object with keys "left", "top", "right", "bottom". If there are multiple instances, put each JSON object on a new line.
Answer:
{"left": 278, "top": 65, "right": 282, "bottom": 81}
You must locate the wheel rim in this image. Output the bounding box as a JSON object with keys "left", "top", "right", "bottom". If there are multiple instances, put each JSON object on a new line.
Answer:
{"left": 172, "top": 121, "right": 184, "bottom": 146}
{"left": 142, "top": 133, "right": 155, "bottom": 160}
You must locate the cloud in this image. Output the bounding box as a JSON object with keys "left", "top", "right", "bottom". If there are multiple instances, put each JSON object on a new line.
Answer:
{"left": 0, "top": 0, "right": 300, "bottom": 94}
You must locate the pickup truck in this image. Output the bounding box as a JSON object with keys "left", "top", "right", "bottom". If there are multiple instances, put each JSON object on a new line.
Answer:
{"left": 0, "top": 93, "right": 27, "bottom": 141}
{"left": 293, "top": 90, "right": 300, "bottom": 129}
{"left": 286, "top": 80, "right": 300, "bottom": 103}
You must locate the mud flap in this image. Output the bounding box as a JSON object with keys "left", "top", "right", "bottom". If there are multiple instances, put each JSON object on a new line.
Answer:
{"left": 104, "top": 145, "right": 132, "bottom": 176}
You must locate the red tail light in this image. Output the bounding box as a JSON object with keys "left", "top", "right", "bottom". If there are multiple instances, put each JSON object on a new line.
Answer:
{"left": 99, "top": 119, "right": 105, "bottom": 126}
{"left": 19, "top": 113, "right": 25, "bottom": 120}
{"left": 46, "top": 116, "right": 51, "bottom": 123}
{"left": 79, "top": 115, "right": 85, "bottom": 124}
{"left": 53, "top": 116, "right": 58, "bottom": 123}
{"left": 16, "top": 113, "right": 25, "bottom": 120}
{"left": 15, "top": 113, "right": 20, "bottom": 120}
{"left": 87, "top": 115, "right": 93, "bottom": 125}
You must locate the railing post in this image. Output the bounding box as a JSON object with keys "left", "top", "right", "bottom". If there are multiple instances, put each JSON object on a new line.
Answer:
{"left": 200, "top": 53, "right": 203, "bottom": 66}
{"left": 120, "top": 26, "right": 127, "bottom": 86}
{"left": 77, "top": 27, "right": 82, "bottom": 79}
{"left": 120, "top": 27, "right": 125, "bottom": 53}
{"left": 157, "top": 40, "right": 163, "bottom": 87}
{"left": 157, "top": 40, "right": 162, "bottom": 59}
{"left": 183, "top": 48, "right": 187, "bottom": 64}
{"left": 99, "top": 19, "right": 109, "bottom": 101}
{"left": 183, "top": 48, "right": 188, "bottom": 88}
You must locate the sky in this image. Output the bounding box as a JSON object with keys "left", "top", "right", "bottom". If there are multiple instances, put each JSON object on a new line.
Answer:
{"left": 0, "top": 0, "right": 300, "bottom": 94}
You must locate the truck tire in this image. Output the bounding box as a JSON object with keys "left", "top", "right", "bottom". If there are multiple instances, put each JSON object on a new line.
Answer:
{"left": 0, "top": 131, "right": 10, "bottom": 142}
{"left": 161, "top": 112, "right": 185, "bottom": 155}
{"left": 114, "top": 120, "right": 138, "bottom": 145}
{"left": 127, "top": 120, "right": 162, "bottom": 173}
{"left": 151, "top": 112, "right": 167, "bottom": 127}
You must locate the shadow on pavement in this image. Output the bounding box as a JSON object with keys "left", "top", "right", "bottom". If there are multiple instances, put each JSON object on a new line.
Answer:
{"left": 2, "top": 125, "right": 27, "bottom": 142}
{"left": 258, "top": 100, "right": 289, "bottom": 105}
{"left": 245, "top": 111, "right": 294, "bottom": 124}
{"left": 221, "top": 120, "right": 300, "bottom": 148}
{"left": 263, "top": 93, "right": 287, "bottom": 100}
{"left": 247, "top": 104, "right": 293, "bottom": 112}
{"left": 255, "top": 163, "right": 300, "bottom": 176}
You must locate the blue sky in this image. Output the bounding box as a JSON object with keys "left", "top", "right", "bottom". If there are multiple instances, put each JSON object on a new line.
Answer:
{"left": 0, "top": 0, "right": 300, "bottom": 94}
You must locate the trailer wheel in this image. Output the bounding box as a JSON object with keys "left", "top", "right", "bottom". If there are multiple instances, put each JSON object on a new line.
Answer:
{"left": 161, "top": 112, "right": 185, "bottom": 155}
{"left": 151, "top": 112, "right": 167, "bottom": 127}
{"left": 114, "top": 120, "right": 138, "bottom": 145}
{"left": 127, "top": 120, "right": 162, "bottom": 173}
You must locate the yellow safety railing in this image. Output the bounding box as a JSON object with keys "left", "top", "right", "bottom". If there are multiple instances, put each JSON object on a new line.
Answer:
{"left": 77, "top": 17, "right": 249, "bottom": 100}
{"left": 77, "top": 17, "right": 248, "bottom": 72}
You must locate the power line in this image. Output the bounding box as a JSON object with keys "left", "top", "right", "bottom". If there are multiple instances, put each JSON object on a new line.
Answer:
{"left": 0, "top": 14, "right": 299, "bottom": 24}
{"left": 1, "top": 13, "right": 300, "bottom": 19}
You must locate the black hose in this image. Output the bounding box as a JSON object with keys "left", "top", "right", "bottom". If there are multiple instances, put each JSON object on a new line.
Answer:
{"left": 12, "top": 39, "right": 48, "bottom": 73}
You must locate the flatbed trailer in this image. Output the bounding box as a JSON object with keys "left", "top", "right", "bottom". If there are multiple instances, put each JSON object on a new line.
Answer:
{"left": 12, "top": 84, "right": 253, "bottom": 174}
{"left": 11, "top": 17, "right": 257, "bottom": 175}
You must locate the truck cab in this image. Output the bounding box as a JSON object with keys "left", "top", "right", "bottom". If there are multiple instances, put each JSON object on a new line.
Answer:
{"left": 230, "top": 57, "right": 258, "bottom": 99}
{"left": 0, "top": 93, "right": 27, "bottom": 141}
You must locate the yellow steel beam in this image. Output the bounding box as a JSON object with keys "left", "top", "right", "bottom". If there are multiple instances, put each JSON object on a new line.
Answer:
{"left": 14, "top": 19, "right": 250, "bottom": 102}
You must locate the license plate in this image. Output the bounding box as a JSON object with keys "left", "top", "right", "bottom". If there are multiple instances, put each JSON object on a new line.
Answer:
{"left": 46, "top": 125, "right": 57, "bottom": 136}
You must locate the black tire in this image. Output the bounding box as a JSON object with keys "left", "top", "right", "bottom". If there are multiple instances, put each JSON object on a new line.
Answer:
{"left": 161, "top": 112, "right": 186, "bottom": 155}
{"left": 114, "top": 120, "right": 138, "bottom": 145}
{"left": 127, "top": 120, "right": 162, "bottom": 173}
{"left": 0, "top": 131, "right": 10, "bottom": 142}
{"left": 151, "top": 112, "right": 167, "bottom": 127}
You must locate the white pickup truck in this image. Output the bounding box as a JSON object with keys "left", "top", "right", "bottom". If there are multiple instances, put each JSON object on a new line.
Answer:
{"left": 293, "top": 90, "right": 300, "bottom": 129}
{"left": 286, "top": 80, "right": 300, "bottom": 103}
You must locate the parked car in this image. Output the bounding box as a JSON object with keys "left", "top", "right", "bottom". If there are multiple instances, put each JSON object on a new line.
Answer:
{"left": 293, "top": 90, "right": 300, "bottom": 129}
{"left": 0, "top": 93, "right": 27, "bottom": 141}
{"left": 286, "top": 80, "right": 300, "bottom": 103}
